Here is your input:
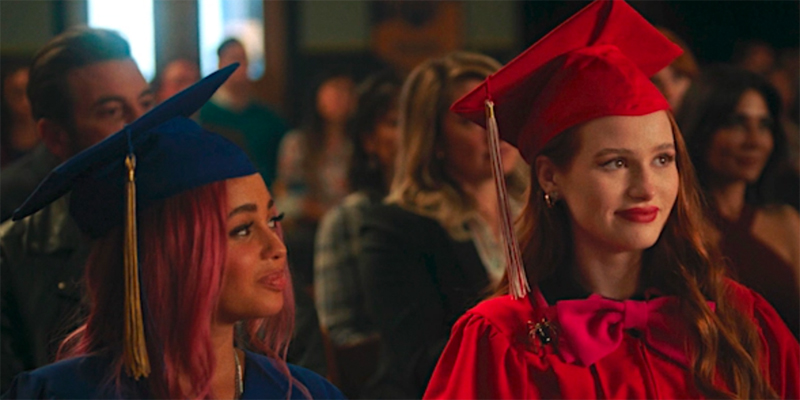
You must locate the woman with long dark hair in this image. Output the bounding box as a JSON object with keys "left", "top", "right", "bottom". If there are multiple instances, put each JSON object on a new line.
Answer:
{"left": 314, "top": 70, "right": 403, "bottom": 346}
{"left": 313, "top": 70, "right": 403, "bottom": 398}
{"left": 424, "top": 2, "right": 799, "bottom": 399}
{"left": 275, "top": 72, "right": 356, "bottom": 228}
{"left": 3, "top": 67, "right": 343, "bottom": 399}
{"left": 679, "top": 65, "right": 799, "bottom": 336}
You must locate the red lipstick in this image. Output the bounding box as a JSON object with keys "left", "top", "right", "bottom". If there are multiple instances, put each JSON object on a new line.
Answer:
{"left": 616, "top": 206, "right": 659, "bottom": 223}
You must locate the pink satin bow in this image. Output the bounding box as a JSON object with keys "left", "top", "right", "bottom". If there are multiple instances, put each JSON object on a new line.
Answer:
{"left": 553, "top": 294, "right": 715, "bottom": 367}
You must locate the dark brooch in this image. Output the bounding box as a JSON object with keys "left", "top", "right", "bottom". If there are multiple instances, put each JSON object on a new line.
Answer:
{"left": 527, "top": 318, "right": 557, "bottom": 354}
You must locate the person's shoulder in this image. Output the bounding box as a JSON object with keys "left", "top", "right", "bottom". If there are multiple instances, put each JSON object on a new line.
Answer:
{"left": 1, "top": 208, "right": 42, "bottom": 260}
{"left": 24, "top": 356, "right": 96, "bottom": 379}
{"left": 0, "top": 217, "right": 25, "bottom": 244}
{"left": 4, "top": 356, "right": 114, "bottom": 399}
{"left": 279, "top": 130, "right": 304, "bottom": 146}
{"left": 248, "top": 101, "right": 283, "bottom": 117}
{"left": 198, "top": 97, "right": 224, "bottom": 113}
{"left": 246, "top": 102, "right": 288, "bottom": 126}
{"left": 723, "top": 278, "right": 799, "bottom": 349}
{"left": 318, "top": 192, "right": 372, "bottom": 233}
{"left": 361, "top": 203, "right": 445, "bottom": 243}
{"left": 244, "top": 352, "right": 343, "bottom": 399}
{"left": 723, "top": 278, "right": 758, "bottom": 312}
{"left": 466, "top": 294, "right": 536, "bottom": 339}
{"left": 325, "top": 192, "right": 372, "bottom": 220}
{"left": 285, "top": 364, "right": 344, "bottom": 399}
{"left": 0, "top": 197, "right": 79, "bottom": 257}
{"left": 758, "top": 204, "right": 800, "bottom": 231}
{"left": 363, "top": 202, "right": 437, "bottom": 226}
{"left": 723, "top": 278, "right": 786, "bottom": 323}
{"left": 340, "top": 191, "right": 374, "bottom": 209}
{"left": 1, "top": 145, "right": 53, "bottom": 182}
{"left": 0, "top": 145, "right": 57, "bottom": 219}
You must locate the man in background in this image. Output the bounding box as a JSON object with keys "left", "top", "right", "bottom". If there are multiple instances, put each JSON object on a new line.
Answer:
{"left": 198, "top": 38, "right": 288, "bottom": 188}
{"left": 152, "top": 58, "right": 201, "bottom": 103}
{"left": 0, "top": 28, "right": 154, "bottom": 391}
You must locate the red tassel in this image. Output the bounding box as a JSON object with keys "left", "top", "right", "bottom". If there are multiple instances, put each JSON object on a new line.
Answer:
{"left": 485, "top": 100, "right": 529, "bottom": 299}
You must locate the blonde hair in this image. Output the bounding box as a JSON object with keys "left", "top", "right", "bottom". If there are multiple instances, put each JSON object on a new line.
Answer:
{"left": 387, "top": 51, "right": 527, "bottom": 239}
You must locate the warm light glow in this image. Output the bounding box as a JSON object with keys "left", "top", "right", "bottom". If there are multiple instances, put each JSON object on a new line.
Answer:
{"left": 87, "top": 0, "right": 156, "bottom": 81}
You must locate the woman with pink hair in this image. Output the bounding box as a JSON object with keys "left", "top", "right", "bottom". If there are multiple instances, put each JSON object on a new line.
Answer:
{"left": 2, "top": 66, "right": 343, "bottom": 399}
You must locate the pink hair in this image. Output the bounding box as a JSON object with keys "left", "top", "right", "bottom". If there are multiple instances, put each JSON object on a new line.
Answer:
{"left": 59, "top": 180, "right": 303, "bottom": 399}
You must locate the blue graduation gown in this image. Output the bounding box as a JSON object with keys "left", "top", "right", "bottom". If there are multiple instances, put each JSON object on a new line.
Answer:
{"left": 2, "top": 350, "right": 344, "bottom": 399}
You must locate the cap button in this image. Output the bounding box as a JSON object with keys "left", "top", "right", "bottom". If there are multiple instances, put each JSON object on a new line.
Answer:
{"left": 57, "top": 281, "right": 66, "bottom": 290}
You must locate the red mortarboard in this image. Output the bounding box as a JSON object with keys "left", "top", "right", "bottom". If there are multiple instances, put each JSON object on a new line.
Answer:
{"left": 451, "top": 0, "right": 682, "bottom": 299}
{"left": 452, "top": 0, "right": 682, "bottom": 163}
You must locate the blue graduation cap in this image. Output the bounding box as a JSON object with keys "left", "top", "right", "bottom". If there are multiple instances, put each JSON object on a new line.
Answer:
{"left": 13, "top": 63, "right": 256, "bottom": 234}
{"left": 12, "top": 62, "right": 257, "bottom": 380}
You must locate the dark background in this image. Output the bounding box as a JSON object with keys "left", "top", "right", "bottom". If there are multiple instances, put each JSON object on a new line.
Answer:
{"left": 522, "top": 1, "right": 800, "bottom": 65}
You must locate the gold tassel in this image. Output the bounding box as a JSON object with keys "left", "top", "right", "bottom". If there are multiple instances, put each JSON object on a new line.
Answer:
{"left": 123, "top": 154, "right": 150, "bottom": 379}
{"left": 485, "top": 100, "right": 530, "bottom": 299}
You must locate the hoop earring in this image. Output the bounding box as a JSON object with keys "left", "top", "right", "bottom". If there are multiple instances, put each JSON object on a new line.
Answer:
{"left": 544, "top": 191, "right": 558, "bottom": 208}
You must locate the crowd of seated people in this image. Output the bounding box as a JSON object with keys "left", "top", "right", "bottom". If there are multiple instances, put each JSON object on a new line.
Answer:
{"left": 1, "top": 2, "right": 798, "bottom": 398}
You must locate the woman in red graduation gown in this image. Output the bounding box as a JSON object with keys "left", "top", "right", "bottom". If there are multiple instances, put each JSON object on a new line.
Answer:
{"left": 423, "top": 1, "right": 800, "bottom": 399}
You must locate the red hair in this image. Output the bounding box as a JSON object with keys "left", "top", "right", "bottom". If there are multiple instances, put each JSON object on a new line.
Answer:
{"left": 59, "top": 181, "right": 301, "bottom": 398}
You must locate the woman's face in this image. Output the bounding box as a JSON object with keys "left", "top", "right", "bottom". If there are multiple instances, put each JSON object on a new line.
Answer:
{"left": 651, "top": 65, "right": 691, "bottom": 113}
{"left": 216, "top": 173, "right": 287, "bottom": 325}
{"left": 706, "top": 89, "right": 774, "bottom": 184}
{"left": 440, "top": 79, "right": 520, "bottom": 186}
{"left": 316, "top": 77, "right": 356, "bottom": 125}
{"left": 364, "top": 107, "right": 400, "bottom": 175}
{"left": 4, "top": 69, "right": 32, "bottom": 118}
{"left": 549, "top": 111, "right": 678, "bottom": 253}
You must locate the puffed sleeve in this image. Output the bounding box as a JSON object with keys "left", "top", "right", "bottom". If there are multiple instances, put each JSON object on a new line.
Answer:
{"left": 750, "top": 289, "right": 800, "bottom": 399}
{"left": 424, "top": 312, "right": 529, "bottom": 400}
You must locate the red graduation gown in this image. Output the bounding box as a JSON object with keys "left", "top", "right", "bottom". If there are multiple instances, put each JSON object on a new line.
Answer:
{"left": 424, "top": 280, "right": 800, "bottom": 399}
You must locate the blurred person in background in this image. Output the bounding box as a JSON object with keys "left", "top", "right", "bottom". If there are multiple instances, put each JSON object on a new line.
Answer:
{"left": 0, "top": 30, "right": 154, "bottom": 223}
{"left": 273, "top": 71, "right": 356, "bottom": 378}
{"left": 151, "top": 58, "right": 200, "bottom": 103}
{"left": 357, "top": 52, "right": 527, "bottom": 398}
{"left": 651, "top": 27, "right": 699, "bottom": 114}
{"left": 275, "top": 72, "right": 356, "bottom": 234}
{"left": 1, "top": 58, "right": 39, "bottom": 168}
{"left": 274, "top": 71, "right": 356, "bottom": 289}
{"left": 733, "top": 39, "right": 776, "bottom": 76}
{"left": 313, "top": 70, "right": 402, "bottom": 398}
{"left": 679, "top": 64, "right": 800, "bottom": 337}
{"left": 198, "top": 38, "right": 288, "bottom": 188}
{"left": 768, "top": 48, "right": 800, "bottom": 211}
{"left": 0, "top": 28, "right": 154, "bottom": 392}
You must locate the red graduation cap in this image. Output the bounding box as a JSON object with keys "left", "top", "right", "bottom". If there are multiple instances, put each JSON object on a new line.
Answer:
{"left": 451, "top": 0, "right": 682, "bottom": 299}
{"left": 452, "top": 0, "right": 682, "bottom": 163}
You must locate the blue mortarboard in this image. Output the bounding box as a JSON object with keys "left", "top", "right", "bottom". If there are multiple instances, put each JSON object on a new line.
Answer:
{"left": 11, "top": 62, "right": 257, "bottom": 380}
{"left": 13, "top": 63, "right": 256, "bottom": 238}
